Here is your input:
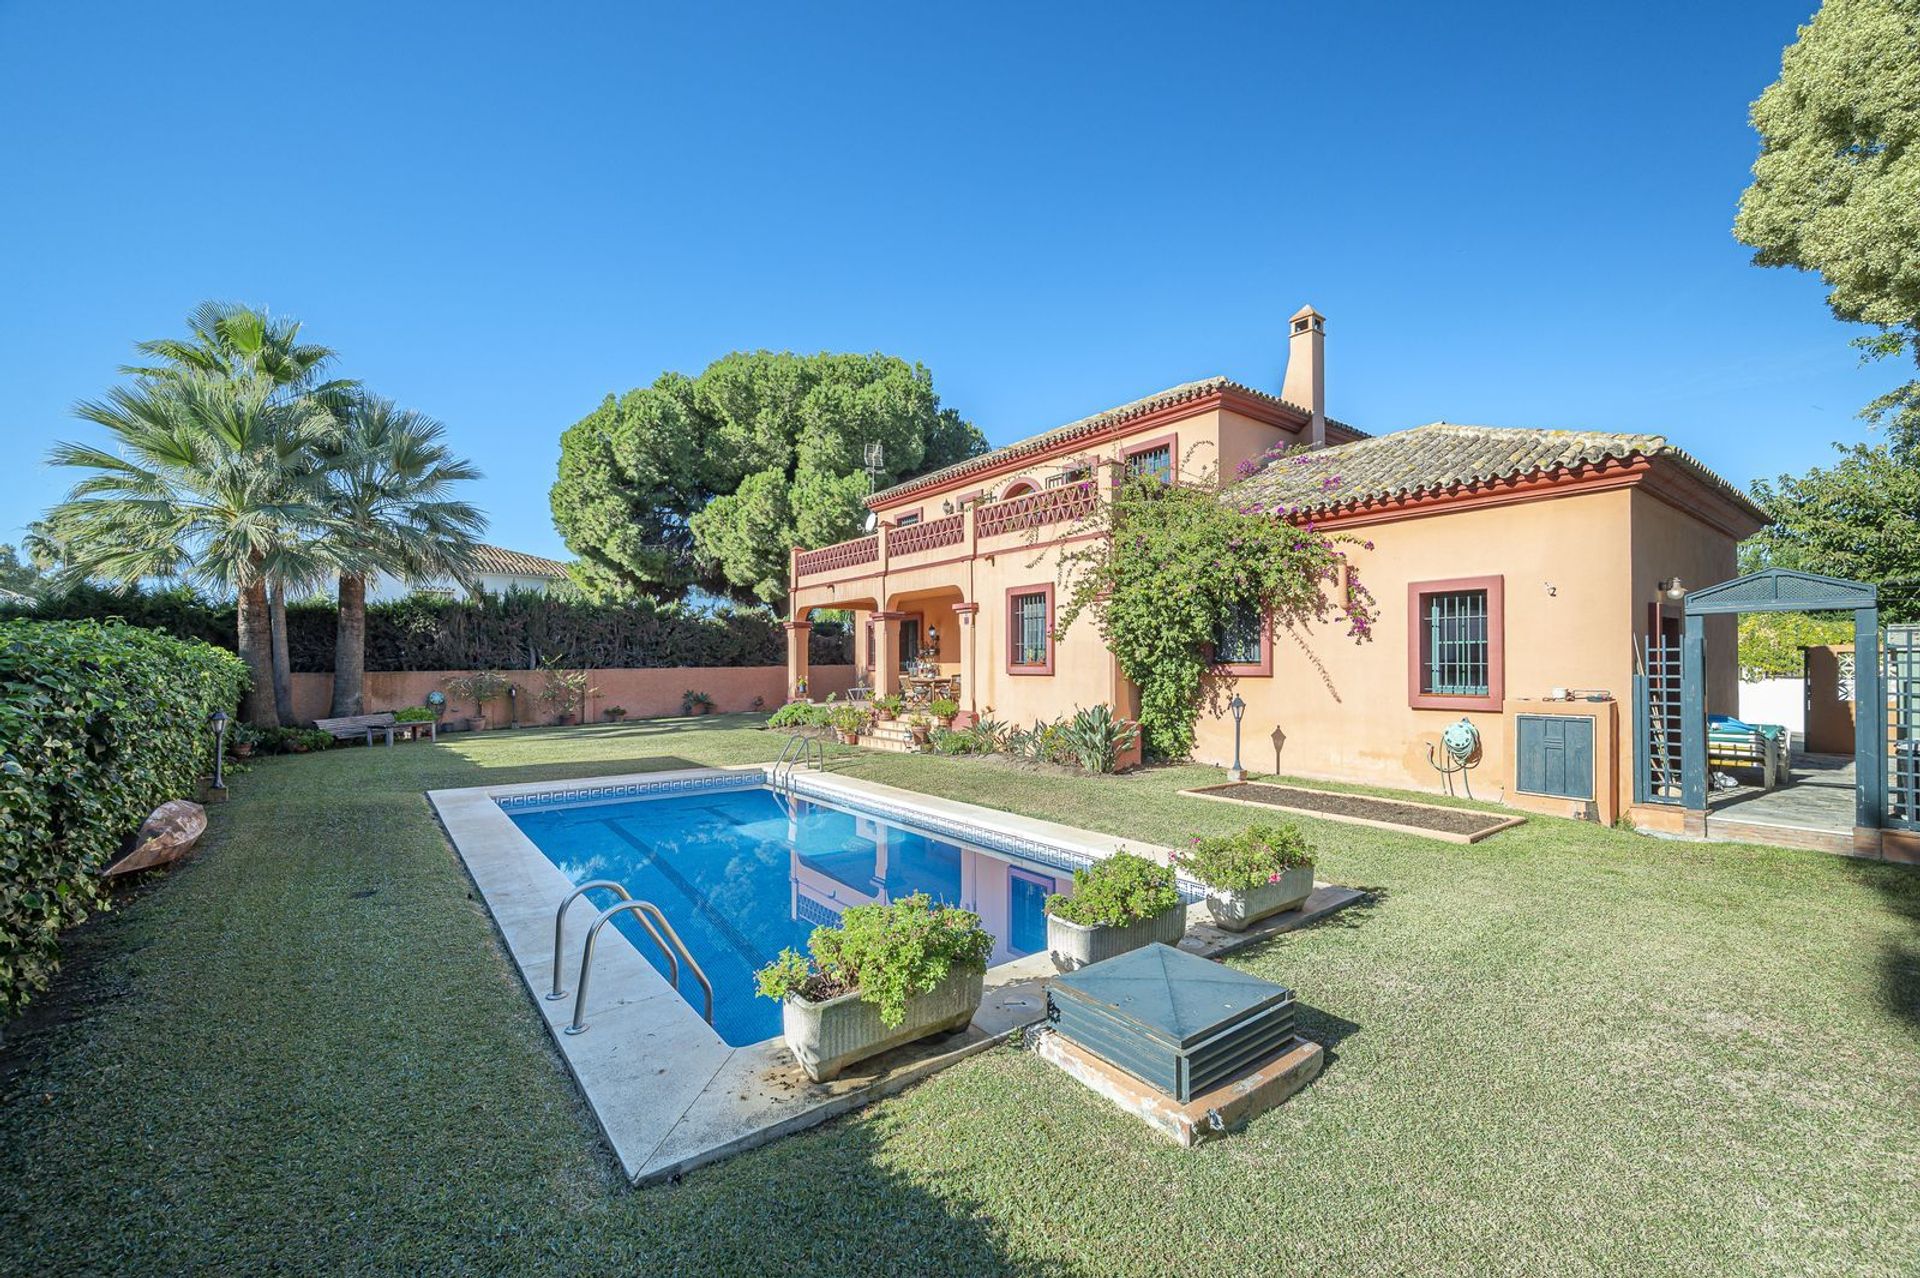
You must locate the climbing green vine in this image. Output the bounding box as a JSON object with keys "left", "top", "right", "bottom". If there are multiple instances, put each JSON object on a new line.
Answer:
{"left": 1055, "top": 465, "right": 1375, "bottom": 759}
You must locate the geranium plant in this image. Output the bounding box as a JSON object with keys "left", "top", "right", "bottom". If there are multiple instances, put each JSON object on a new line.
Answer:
{"left": 755, "top": 893, "right": 994, "bottom": 1028}
{"left": 1173, "top": 822, "right": 1314, "bottom": 893}
{"left": 1045, "top": 851, "right": 1181, "bottom": 927}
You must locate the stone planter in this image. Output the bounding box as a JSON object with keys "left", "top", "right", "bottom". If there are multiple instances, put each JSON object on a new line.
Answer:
{"left": 1202, "top": 864, "right": 1315, "bottom": 932}
{"left": 1046, "top": 903, "right": 1187, "bottom": 972}
{"left": 783, "top": 966, "right": 985, "bottom": 1082}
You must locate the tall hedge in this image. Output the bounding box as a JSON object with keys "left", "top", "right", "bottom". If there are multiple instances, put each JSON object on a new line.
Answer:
{"left": 7, "top": 585, "right": 853, "bottom": 671}
{"left": 0, "top": 620, "right": 247, "bottom": 1015}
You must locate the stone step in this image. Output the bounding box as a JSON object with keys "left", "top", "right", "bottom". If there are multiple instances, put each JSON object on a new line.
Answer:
{"left": 856, "top": 734, "right": 920, "bottom": 753}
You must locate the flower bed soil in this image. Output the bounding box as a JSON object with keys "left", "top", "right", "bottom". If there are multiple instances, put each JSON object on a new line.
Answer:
{"left": 1182, "top": 782, "right": 1524, "bottom": 843}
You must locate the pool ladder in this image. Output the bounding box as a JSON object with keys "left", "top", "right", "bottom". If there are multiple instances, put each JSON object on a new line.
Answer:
{"left": 547, "top": 880, "right": 714, "bottom": 1035}
{"left": 772, "top": 732, "right": 825, "bottom": 792}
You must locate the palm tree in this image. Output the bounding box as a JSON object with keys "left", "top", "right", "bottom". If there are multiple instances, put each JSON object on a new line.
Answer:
{"left": 318, "top": 396, "right": 485, "bottom": 717}
{"left": 43, "top": 372, "right": 336, "bottom": 726}
{"left": 125, "top": 302, "right": 356, "bottom": 724}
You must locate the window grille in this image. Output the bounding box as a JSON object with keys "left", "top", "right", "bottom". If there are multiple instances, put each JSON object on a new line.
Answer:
{"left": 1213, "top": 601, "right": 1263, "bottom": 666}
{"left": 1422, "top": 590, "right": 1489, "bottom": 696}
{"left": 1011, "top": 592, "right": 1049, "bottom": 666}
{"left": 1125, "top": 444, "right": 1172, "bottom": 483}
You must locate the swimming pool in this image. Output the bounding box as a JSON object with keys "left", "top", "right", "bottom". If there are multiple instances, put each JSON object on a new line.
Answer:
{"left": 507, "top": 784, "right": 1108, "bottom": 1045}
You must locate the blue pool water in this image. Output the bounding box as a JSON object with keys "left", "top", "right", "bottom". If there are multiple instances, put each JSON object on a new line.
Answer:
{"left": 508, "top": 786, "right": 1084, "bottom": 1046}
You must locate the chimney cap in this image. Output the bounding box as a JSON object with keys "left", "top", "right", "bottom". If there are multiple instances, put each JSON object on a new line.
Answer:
{"left": 1289, "top": 304, "right": 1325, "bottom": 335}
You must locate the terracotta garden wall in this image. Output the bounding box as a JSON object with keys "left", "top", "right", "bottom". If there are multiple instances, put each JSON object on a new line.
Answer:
{"left": 289, "top": 665, "right": 858, "bottom": 726}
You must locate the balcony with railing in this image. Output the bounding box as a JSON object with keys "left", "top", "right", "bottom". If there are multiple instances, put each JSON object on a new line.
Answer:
{"left": 791, "top": 483, "right": 1102, "bottom": 586}
{"left": 975, "top": 482, "right": 1096, "bottom": 540}
{"left": 886, "top": 512, "right": 964, "bottom": 558}
{"left": 794, "top": 534, "right": 878, "bottom": 579}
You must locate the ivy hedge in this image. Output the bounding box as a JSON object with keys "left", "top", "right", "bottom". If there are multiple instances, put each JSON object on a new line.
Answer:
{"left": 0, "top": 620, "right": 248, "bottom": 1015}
{"left": 7, "top": 586, "right": 853, "bottom": 672}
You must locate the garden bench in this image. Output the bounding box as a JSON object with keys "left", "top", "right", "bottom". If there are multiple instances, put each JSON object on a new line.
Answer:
{"left": 314, "top": 712, "right": 437, "bottom": 747}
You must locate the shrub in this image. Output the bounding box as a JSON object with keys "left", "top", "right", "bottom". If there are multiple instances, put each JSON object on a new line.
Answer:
{"left": 928, "top": 727, "right": 972, "bottom": 755}
{"left": 927, "top": 697, "right": 959, "bottom": 721}
{"left": 766, "top": 700, "right": 827, "bottom": 729}
{"left": 4, "top": 584, "right": 858, "bottom": 672}
{"left": 1045, "top": 852, "right": 1181, "bottom": 927}
{"left": 754, "top": 893, "right": 993, "bottom": 1028}
{"left": 827, "top": 704, "right": 869, "bottom": 736}
{"left": 1005, "top": 717, "right": 1070, "bottom": 765}
{"left": 1057, "top": 704, "right": 1138, "bottom": 773}
{"left": 1173, "top": 822, "right": 1313, "bottom": 893}
{"left": 392, "top": 706, "right": 436, "bottom": 723}
{"left": 0, "top": 619, "right": 246, "bottom": 1014}
{"left": 260, "top": 727, "right": 334, "bottom": 754}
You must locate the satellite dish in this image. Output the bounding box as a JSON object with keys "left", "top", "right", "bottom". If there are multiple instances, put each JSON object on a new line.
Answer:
{"left": 863, "top": 512, "right": 878, "bottom": 532}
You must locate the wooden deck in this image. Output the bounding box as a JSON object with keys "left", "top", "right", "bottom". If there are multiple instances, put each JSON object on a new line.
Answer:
{"left": 1707, "top": 752, "right": 1856, "bottom": 853}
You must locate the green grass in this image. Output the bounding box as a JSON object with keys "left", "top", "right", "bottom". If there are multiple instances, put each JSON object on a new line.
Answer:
{"left": 2, "top": 716, "right": 1916, "bottom": 1276}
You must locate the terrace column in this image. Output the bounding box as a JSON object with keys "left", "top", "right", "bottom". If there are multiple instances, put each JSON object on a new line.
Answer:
{"left": 952, "top": 601, "right": 980, "bottom": 726}
{"left": 784, "top": 620, "right": 812, "bottom": 702}
{"left": 871, "top": 611, "right": 905, "bottom": 698}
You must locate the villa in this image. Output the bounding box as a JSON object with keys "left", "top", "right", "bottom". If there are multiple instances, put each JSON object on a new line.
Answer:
{"left": 786, "top": 306, "right": 1772, "bottom": 829}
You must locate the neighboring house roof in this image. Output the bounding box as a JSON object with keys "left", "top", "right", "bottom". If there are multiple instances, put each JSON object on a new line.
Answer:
{"left": 1227, "top": 422, "right": 1768, "bottom": 526}
{"left": 468, "top": 544, "right": 570, "bottom": 579}
{"left": 868, "top": 376, "right": 1367, "bottom": 506}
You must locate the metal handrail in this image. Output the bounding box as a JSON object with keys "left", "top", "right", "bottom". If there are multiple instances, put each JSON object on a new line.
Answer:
{"left": 566, "top": 899, "right": 715, "bottom": 1035}
{"left": 547, "top": 879, "right": 677, "bottom": 998}
{"left": 772, "top": 732, "right": 825, "bottom": 791}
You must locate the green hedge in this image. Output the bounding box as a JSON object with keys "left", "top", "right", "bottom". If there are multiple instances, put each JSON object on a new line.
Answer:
{"left": 0, "top": 620, "right": 247, "bottom": 1015}
{"left": 7, "top": 585, "right": 853, "bottom": 671}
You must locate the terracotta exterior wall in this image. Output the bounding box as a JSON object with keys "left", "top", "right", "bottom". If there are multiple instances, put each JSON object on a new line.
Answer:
{"left": 1190, "top": 487, "right": 1639, "bottom": 806}
{"left": 291, "top": 665, "right": 857, "bottom": 725}
{"left": 793, "top": 394, "right": 1750, "bottom": 822}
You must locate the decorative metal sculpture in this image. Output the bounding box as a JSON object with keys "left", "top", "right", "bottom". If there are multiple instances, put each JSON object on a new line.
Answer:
{"left": 1427, "top": 717, "right": 1483, "bottom": 799}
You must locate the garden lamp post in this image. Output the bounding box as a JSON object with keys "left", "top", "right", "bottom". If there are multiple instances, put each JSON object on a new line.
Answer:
{"left": 1228, "top": 694, "right": 1246, "bottom": 783}
{"left": 207, "top": 710, "right": 229, "bottom": 799}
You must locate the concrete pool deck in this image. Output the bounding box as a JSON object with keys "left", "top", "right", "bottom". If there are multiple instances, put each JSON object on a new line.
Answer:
{"left": 428, "top": 764, "right": 1361, "bottom": 1184}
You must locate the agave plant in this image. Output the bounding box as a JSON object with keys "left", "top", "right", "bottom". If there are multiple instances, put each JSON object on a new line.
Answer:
{"left": 1058, "top": 704, "right": 1139, "bottom": 773}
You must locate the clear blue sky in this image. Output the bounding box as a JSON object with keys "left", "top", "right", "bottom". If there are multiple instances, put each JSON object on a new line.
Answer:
{"left": 0, "top": 1, "right": 1888, "bottom": 562}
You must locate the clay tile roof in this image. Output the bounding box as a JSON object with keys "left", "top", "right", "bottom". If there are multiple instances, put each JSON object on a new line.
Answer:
{"left": 469, "top": 544, "right": 570, "bottom": 578}
{"left": 868, "top": 377, "right": 1366, "bottom": 505}
{"left": 1226, "top": 422, "right": 1767, "bottom": 522}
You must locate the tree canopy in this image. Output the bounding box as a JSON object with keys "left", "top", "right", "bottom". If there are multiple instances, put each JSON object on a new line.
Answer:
{"left": 1745, "top": 441, "right": 1920, "bottom": 622}
{"left": 1735, "top": 0, "right": 1920, "bottom": 452}
{"left": 550, "top": 351, "right": 986, "bottom": 605}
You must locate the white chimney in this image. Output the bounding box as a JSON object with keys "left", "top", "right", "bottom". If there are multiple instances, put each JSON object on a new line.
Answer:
{"left": 1281, "top": 304, "right": 1327, "bottom": 447}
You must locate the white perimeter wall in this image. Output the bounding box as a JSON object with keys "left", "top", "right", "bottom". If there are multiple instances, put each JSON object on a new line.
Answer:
{"left": 1739, "top": 677, "right": 1805, "bottom": 737}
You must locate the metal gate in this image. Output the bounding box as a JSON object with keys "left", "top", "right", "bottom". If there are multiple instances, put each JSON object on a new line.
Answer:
{"left": 1635, "top": 635, "right": 1684, "bottom": 805}
{"left": 1890, "top": 626, "right": 1920, "bottom": 829}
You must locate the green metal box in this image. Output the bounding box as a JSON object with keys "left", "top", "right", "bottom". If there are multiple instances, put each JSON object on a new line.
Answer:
{"left": 1046, "top": 943, "right": 1297, "bottom": 1102}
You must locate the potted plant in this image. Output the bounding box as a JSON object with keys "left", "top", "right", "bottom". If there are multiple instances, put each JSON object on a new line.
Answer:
{"left": 828, "top": 703, "right": 867, "bottom": 745}
{"left": 681, "top": 689, "right": 716, "bottom": 716}
{"left": 1044, "top": 851, "right": 1186, "bottom": 971}
{"left": 603, "top": 705, "right": 628, "bottom": 723}
{"left": 1173, "top": 822, "right": 1315, "bottom": 932}
{"left": 229, "top": 721, "right": 261, "bottom": 759}
{"left": 907, "top": 713, "right": 932, "bottom": 746}
{"left": 927, "top": 697, "right": 960, "bottom": 727}
{"left": 874, "top": 693, "right": 905, "bottom": 719}
{"left": 446, "top": 671, "right": 509, "bottom": 731}
{"left": 540, "top": 659, "right": 595, "bottom": 726}
{"left": 756, "top": 893, "right": 993, "bottom": 1082}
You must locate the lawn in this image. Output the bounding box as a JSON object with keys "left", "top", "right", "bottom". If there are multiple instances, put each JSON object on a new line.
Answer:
{"left": 2, "top": 716, "right": 1916, "bottom": 1276}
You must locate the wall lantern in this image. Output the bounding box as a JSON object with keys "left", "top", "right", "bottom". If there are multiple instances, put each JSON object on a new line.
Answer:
{"left": 1660, "top": 577, "right": 1686, "bottom": 601}
{"left": 207, "top": 710, "right": 229, "bottom": 797}
{"left": 1227, "top": 693, "right": 1247, "bottom": 783}
{"left": 925, "top": 623, "right": 940, "bottom": 650}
